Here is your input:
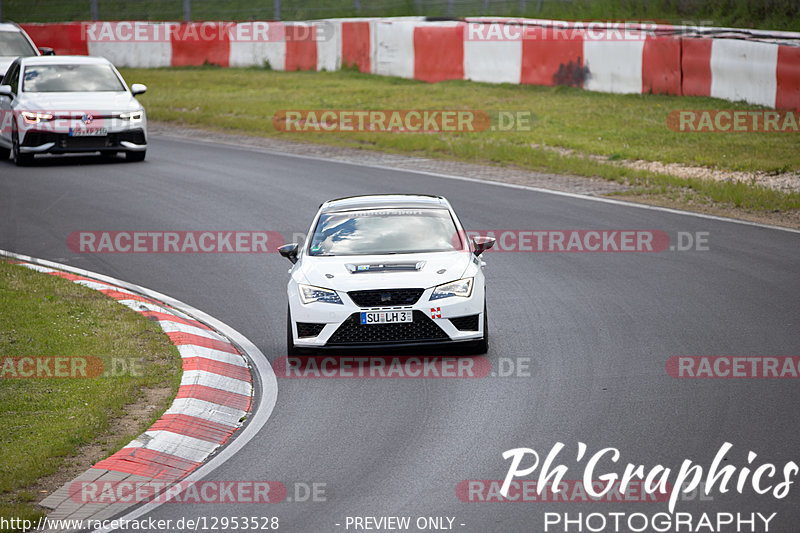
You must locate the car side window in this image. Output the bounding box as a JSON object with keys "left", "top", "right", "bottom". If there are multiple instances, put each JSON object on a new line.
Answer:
{"left": 3, "top": 62, "right": 20, "bottom": 96}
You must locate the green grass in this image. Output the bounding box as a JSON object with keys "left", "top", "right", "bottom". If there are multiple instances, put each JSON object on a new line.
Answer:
{"left": 4, "top": 0, "right": 799, "bottom": 32}
{"left": 122, "top": 67, "right": 800, "bottom": 213}
{"left": 0, "top": 260, "right": 182, "bottom": 530}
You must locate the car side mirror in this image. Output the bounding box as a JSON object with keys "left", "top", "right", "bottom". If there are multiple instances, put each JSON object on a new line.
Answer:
{"left": 279, "top": 243, "right": 299, "bottom": 264}
{"left": 471, "top": 236, "right": 495, "bottom": 256}
{"left": 130, "top": 83, "right": 147, "bottom": 96}
{"left": 38, "top": 47, "right": 56, "bottom": 56}
{"left": 0, "top": 85, "right": 12, "bottom": 98}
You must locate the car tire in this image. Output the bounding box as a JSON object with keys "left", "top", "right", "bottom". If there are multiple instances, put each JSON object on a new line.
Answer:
{"left": 125, "top": 150, "right": 146, "bottom": 162}
{"left": 287, "top": 305, "right": 300, "bottom": 356}
{"left": 11, "top": 128, "right": 33, "bottom": 166}
{"left": 467, "top": 301, "right": 489, "bottom": 355}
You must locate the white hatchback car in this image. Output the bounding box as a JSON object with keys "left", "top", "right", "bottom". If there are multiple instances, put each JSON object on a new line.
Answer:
{"left": 280, "top": 195, "right": 495, "bottom": 355}
{"left": 0, "top": 55, "right": 147, "bottom": 165}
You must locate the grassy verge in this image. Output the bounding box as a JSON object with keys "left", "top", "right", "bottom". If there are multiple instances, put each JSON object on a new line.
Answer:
{"left": 123, "top": 67, "right": 800, "bottom": 213}
{"left": 0, "top": 260, "right": 182, "bottom": 530}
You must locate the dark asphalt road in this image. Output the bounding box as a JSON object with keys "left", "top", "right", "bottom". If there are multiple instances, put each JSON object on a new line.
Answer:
{"left": 2, "top": 137, "right": 799, "bottom": 532}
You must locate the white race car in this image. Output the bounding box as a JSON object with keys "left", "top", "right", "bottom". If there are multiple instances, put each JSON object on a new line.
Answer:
{"left": 0, "top": 55, "right": 147, "bottom": 165}
{"left": 280, "top": 194, "right": 495, "bottom": 355}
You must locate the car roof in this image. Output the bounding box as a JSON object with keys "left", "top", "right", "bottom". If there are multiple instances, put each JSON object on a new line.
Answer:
{"left": 0, "top": 22, "right": 24, "bottom": 32}
{"left": 19, "top": 55, "right": 113, "bottom": 66}
{"left": 320, "top": 194, "right": 449, "bottom": 213}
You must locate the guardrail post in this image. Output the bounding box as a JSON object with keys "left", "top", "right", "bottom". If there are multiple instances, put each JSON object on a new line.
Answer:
{"left": 274, "top": 0, "right": 281, "bottom": 20}
{"left": 90, "top": 0, "right": 98, "bottom": 20}
{"left": 183, "top": 0, "right": 191, "bottom": 21}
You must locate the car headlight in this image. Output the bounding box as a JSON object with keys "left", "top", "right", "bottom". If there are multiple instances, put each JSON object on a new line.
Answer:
{"left": 118, "top": 110, "right": 143, "bottom": 122}
{"left": 430, "top": 277, "right": 473, "bottom": 300}
{"left": 21, "top": 111, "right": 54, "bottom": 124}
{"left": 299, "top": 284, "right": 343, "bottom": 305}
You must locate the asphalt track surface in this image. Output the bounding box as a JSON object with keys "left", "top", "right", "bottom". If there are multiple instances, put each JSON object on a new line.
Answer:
{"left": 2, "top": 137, "right": 799, "bottom": 532}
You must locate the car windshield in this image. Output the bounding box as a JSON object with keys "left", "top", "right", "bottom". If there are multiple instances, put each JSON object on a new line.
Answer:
{"left": 0, "top": 31, "right": 36, "bottom": 57}
{"left": 309, "top": 208, "right": 464, "bottom": 256}
{"left": 22, "top": 64, "right": 126, "bottom": 92}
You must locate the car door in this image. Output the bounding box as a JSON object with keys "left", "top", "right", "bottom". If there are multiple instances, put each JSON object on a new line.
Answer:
{"left": 0, "top": 59, "right": 20, "bottom": 148}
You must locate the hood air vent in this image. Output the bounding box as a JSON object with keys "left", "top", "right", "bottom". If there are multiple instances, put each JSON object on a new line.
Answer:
{"left": 345, "top": 261, "right": 425, "bottom": 273}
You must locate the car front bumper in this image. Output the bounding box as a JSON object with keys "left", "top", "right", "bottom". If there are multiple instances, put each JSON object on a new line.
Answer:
{"left": 289, "top": 284, "right": 485, "bottom": 350}
{"left": 19, "top": 128, "right": 147, "bottom": 154}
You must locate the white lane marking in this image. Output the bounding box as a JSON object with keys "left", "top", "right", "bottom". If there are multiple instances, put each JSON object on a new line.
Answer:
{"left": 158, "top": 134, "right": 800, "bottom": 235}
{"left": 181, "top": 370, "right": 252, "bottom": 397}
{"left": 18, "top": 264, "right": 57, "bottom": 273}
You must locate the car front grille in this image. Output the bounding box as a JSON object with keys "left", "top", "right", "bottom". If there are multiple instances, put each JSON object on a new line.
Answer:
{"left": 21, "top": 129, "right": 146, "bottom": 149}
{"left": 296, "top": 322, "right": 326, "bottom": 338}
{"left": 59, "top": 136, "right": 112, "bottom": 149}
{"left": 347, "top": 288, "right": 425, "bottom": 308}
{"left": 449, "top": 314, "right": 480, "bottom": 331}
{"left": 20, "top": 131, "right": 59, "bottom": 146}
{"left": 327, "top": 311, "right": 449, "bottom": 345}
{"left": 114, "top": 129, "right": 146, "bottom": 144}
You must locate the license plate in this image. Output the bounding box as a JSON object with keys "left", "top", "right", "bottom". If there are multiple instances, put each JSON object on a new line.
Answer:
{"left": 69, "top": 127, "right": 107, "bottom": 137}
{"left": 360, "top": 311, "right": 413, "bottom": 324}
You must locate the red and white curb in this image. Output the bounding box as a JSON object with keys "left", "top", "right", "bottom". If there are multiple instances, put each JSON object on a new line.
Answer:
{"left": 0, "top": 251, "right": 277, "bottom": 529}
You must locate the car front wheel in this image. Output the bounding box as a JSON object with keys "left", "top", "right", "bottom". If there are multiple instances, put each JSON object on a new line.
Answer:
{"left": 12, "top": 128, "right": 33, "bottom": 166}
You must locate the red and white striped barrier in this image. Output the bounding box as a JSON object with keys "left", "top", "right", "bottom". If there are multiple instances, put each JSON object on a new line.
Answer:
{"left": 20, "top": 18, "right": 800, "bottom": 110}
{"left": 682, "top": 37, "right": 799, "bottom": 108}
{"left": 13, "top": 261, "right": 252, "bottom": 491}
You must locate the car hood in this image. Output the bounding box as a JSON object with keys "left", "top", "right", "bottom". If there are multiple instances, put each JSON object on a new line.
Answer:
{"left": 297, "top": 250, "right": 474, "bottom": 292}
{"left": 17, "top": 92, "right": 140, "bottom": 113}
